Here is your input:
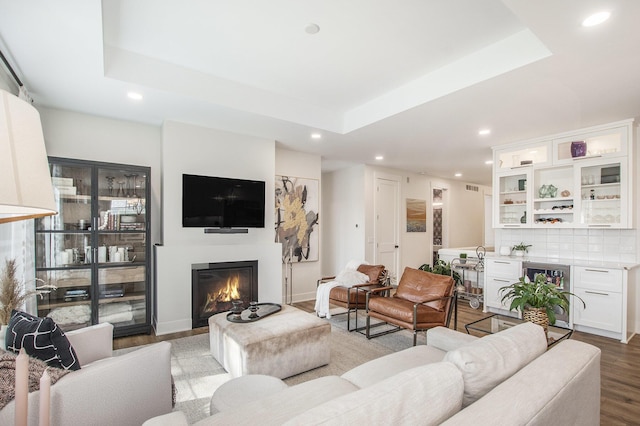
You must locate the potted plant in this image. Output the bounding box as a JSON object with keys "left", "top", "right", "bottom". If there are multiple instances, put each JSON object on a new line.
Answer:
{"left": 499, "top": 274, "right": 585, "bottom": 333}
{"left": 419, "top": 260, "right": 462, "bottom": 287}
{"left": 459, "top": 253, "right": 467, "bottom": 264}
{"left": 511, "top": 242, "right": 531, "bottom": 257}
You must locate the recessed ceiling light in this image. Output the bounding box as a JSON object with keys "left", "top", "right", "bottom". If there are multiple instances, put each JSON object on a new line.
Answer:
{"left": 375, "top": 156, "right": 384, "bottom": 161}
{"left": 485, "top": 160, "right": 493, "bottom": 165}
{"left": 478, "top": 129, "right": 491, "bottom": 136}
{"left": 127, "top": 91, "right": 143, "bottom": 101}
{"left": 305, "top": 23, "right": 320, "bottom": 35}
{"left": 454, "top": 173, "right": 462, "bottom": 177}
{"left": 582, "top": 11, "right": 610, "bottom": 27}
{"left": 311, "top": 133, "right": 322, "bottom": 140}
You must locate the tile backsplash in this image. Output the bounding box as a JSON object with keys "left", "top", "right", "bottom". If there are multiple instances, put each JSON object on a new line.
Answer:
{"left": 495, "top": 228, "right": 638, "bottom": 264}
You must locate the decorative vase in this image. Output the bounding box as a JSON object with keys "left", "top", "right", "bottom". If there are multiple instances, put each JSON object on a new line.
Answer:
{"left": 571, "top": 141, "right": 587, "bottom": 158}
{"left": 523, "top": 307, "right": 549, "bottom": 334}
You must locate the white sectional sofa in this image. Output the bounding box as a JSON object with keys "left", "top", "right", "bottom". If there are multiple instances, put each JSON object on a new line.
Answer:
{"left": 1, "top": 323, "right": 173, "bottom": 426}
{"left": 145, "top": 322, "right": 601, "bottom": 425}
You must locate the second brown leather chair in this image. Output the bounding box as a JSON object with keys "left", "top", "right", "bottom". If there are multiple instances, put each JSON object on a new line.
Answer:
{"left": 365, "top": 266, "right": 455, "bottom": 345}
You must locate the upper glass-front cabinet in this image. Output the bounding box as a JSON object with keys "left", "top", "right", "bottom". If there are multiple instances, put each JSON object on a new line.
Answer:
{"left": 35, "top": 158, "right": 151, "bottom": 337}
{"left": 554, "top": 124, "right": 628, "bottom": 165}
{"left": 494, "top": 141, "right": 551, "bottom": 171}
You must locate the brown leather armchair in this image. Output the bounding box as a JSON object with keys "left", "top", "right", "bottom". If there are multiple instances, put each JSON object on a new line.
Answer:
{"left": 317, "top": 264, "right": 388, "bottom": 331}
{"left": 365, "top": 266, "right": 455, "bottom": 345}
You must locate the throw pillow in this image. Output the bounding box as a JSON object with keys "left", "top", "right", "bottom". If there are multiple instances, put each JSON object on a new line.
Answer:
{"left": 5, "top": 310, "right": 81, "bottom": 371}
{"left": 335, "top": 269, "right": 369, "bottom": 287}
{"left": 443, "top": 322, "right": 546, "bottom": 407}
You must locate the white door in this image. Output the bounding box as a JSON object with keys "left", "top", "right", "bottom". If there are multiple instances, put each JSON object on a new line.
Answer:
{"left": 375, "top": 176, "right": 400, "bottom": 282}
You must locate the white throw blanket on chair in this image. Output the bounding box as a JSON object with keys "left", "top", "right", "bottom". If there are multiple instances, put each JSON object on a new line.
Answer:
{"left": 315, "top": 260, "right": 370, "bottom": 318}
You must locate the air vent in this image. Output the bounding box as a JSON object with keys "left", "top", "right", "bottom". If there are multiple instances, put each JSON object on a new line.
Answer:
{"left": 466, "top": 185, "right": 479, "bottom": 192}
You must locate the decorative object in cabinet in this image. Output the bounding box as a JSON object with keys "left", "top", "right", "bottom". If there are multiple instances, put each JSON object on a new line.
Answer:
{"left": 35, "top": 157, "right": 151, "bottom": 337}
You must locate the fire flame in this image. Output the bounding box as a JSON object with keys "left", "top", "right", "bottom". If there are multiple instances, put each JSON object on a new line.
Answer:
{"left": 203, "top": 274, "right": 241, "bottom": 313}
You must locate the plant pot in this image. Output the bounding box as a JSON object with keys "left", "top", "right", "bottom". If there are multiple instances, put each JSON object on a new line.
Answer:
{"left": 523, "top": 307, "right": 549, "bottom": 334}
{"left": 514, "top": 250, "right": 525, "bottom": 257}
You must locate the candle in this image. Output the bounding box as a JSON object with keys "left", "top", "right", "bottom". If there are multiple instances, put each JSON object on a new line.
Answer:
{"left": 15, "top": 348, "right": 28, "bottom": 426}
{"left": 39, "top": 369, "right": 50, "bottom": 426}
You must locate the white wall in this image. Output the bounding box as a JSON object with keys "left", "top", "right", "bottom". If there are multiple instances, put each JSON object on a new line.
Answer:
{"left": 276, "top": 148, "right": 322, "bottom": 302}
{"left": 321, "top": 165, "right": 366, "bottom": 275}
{"left": 155, "top": 121, "right": 282, "bottom": 334}
{"left": 447, "top": 181, "right": 490, "bottom": 248}
{"left": 321, "top": 164, "right": 487, "bottom": 286}
{"left": 161, "top": 121, "right": 275, "bottom": 246}
{"left": 38, "top": 108, "right": 163, "bottom": 246}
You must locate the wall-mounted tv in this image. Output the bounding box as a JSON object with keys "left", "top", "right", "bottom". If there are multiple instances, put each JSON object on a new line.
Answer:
{"left": 182, "top": 174, "right": 266, "bottom": 228}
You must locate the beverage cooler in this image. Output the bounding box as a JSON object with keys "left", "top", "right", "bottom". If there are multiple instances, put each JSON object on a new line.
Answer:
{"left": 522, "top": 262, "right": 571, "bottom": 327}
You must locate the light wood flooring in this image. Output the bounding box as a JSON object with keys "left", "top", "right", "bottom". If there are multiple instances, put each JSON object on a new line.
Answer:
{"left": 114, "top": 301, "right": 640, "bottom": 425}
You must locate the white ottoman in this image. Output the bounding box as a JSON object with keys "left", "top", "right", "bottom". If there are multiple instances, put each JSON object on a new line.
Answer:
{"left": 209, "top": 305, "right": 331, "bottom": 379}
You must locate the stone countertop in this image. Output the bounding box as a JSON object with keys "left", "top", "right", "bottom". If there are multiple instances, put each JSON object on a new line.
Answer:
{"left": 484, "top": 252, "right": 639, "bottom": 270}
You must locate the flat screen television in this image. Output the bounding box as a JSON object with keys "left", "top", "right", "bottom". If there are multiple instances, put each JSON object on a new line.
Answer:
{"left": 182, "top": 174, "right": 266, "bottom": 228}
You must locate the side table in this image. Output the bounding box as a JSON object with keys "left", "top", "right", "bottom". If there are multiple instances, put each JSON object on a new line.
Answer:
{"left": 465, "top": 314, "right": 573, "bottom": 347}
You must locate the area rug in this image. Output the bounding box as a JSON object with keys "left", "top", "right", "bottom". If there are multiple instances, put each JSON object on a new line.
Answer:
{"left": 120, "top": 310, "right": 420, "bottom": 424}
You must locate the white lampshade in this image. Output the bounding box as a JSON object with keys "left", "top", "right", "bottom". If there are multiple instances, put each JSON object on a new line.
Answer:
{"left": 0, "top": 89, "right": 57, "bottom": 224}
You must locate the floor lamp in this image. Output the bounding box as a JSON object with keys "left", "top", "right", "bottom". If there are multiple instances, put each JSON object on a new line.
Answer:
{"left": 0, "top": 89, "right": 57, "bottom": 224}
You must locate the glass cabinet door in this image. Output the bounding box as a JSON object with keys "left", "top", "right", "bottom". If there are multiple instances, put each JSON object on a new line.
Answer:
{"left": 95, "top": 166, "right": 148, "bottom": 328}
{"left": 35, "top": 162, "right": 93, "bottom": 330}
{"left": 495, "top": 171, "right": 530, "bottom": 227}
{"left": 554, "top": 125, "right": 628, "bottom": 165}
{"left": 576, "top": 160, "right": 626, "bottom": 228}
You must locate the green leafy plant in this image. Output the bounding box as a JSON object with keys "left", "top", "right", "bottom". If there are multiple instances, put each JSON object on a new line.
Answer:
{"left": 0, "top": 258, "right": 56, "bottom": 325}
{"left": 419, "top": 260, "right": 462, "bottom": 286}
{"left": 512, "top": 242, "right": 531, "bottom": 252}
{"left": 499, "top": 274, "right": 585, "bottom": 325}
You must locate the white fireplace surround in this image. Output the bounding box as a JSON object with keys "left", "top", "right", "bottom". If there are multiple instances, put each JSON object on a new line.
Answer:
{"left": 154, "top": 242, "right": 282, "bottom": 335}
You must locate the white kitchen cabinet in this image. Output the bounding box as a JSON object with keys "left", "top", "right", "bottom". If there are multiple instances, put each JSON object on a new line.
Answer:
{"left": 494, "top": 169, "right": 531, "bottom": 228}
{"left": 493, "top": 140, "right": 551, "bottom": 171}
{"left": 553, "top": 122, "right": 629, "bottom": 165}
{"left": 532, "top": 165, "right": 574, "bottom": 227}
{"left": 492, "top": 118, "right": 634, "bottom": 229}
{"left": 574, "top": 158, "right": 629, "bottom": 228}
{"left": 484, "top": 258, "right": 522, "bottom": 313}
{"left": 572, "top": 266, "right": 631, "bottom": 343}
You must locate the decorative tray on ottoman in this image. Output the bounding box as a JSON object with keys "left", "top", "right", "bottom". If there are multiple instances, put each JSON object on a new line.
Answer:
{"left": 226, "top": 302, "right": 282, "bottom": 323}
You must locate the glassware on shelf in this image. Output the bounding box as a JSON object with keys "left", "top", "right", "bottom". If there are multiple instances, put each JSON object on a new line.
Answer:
{"left": 124, "top": 174, "right": 133, "bottom": 197}
{"left": 106, "top": 176, "right": 115, "bottom": 196}
{"left": 117, "top": 181, "right": 125, "bottom": 197}
{"left": 131, "top": 174, "right": 139, "bottom": 197}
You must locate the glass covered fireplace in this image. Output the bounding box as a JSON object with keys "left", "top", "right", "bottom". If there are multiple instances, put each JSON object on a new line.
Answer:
{"left": 191, "top": 260, "right": 258, "bottom": 328}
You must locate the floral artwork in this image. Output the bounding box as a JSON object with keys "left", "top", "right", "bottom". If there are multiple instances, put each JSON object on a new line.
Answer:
{"left": 406, "top": 198, "right": 427, "bottom": 232}
{"left": 275, "top": 176, "right": 319, "bottom": 262}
